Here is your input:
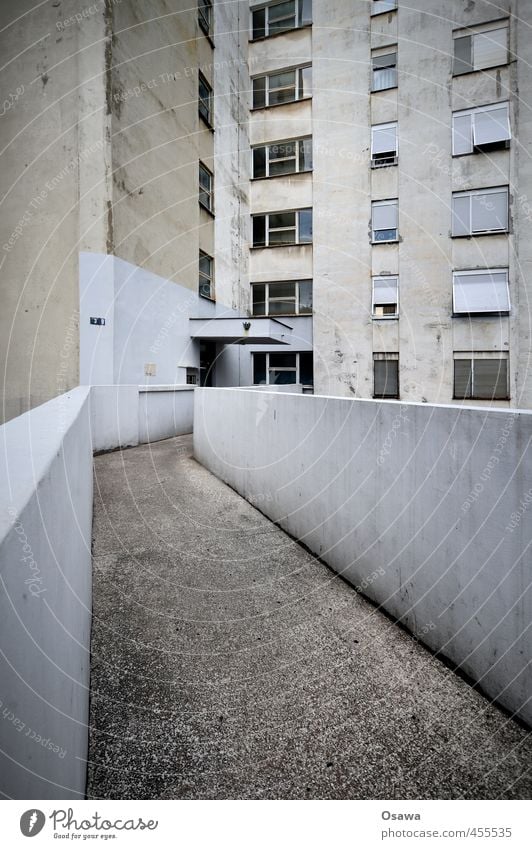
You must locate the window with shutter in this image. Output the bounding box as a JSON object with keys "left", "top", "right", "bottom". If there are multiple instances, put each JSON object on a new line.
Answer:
{"left": 372, "top": 200, "right": 398, "bottom": 242}
{"left": 373, "top": 355, "right": 399, "bottom": 398}
{"left": 452, "top": 187, "right": 508, "bottom": 235}
{"left": 452, "top": 270, "right": 510, "bottom": 314}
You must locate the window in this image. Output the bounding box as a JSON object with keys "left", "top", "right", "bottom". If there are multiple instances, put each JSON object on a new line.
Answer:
{"left": 371, "top": 122, "right": 398, "bottom": 167}
{"left": 372, "top": 199, "right": 398, "bottom": 242}
{"left": 372, "top": 277, "right": 398, "bottom": 317}
{"left": 252, "top": 0, "right": 312, "bottom": 39}
{"left": 371, "top": 0, "right": 397, "bottom": 15}
{"left": 453, "top": 269, "right": 510, "bottom": 314}
{"left": 199, "top": 251, "right": 214, "bottom": 299}
{"left": 372, "top": 49, "right": 397, "bottom": 91}
{"left": 252, "top": 280, "right": 312, "bottom": 315}
{"left": 373, "top": 354, "right": 399, "bottom": 398}
{"left": 452, "top": 102, "right": 510, "bottom": 155}
{"left": 199, "top": 162, "right": 214, "bottom": 213}
{"left": 453, "top": 23, "right": 508, "bottom": 74}
{"left": 252, "top": 209, "right": 312, "bottom": 246}
{"left": 198, "top": 0, "right": 212, "bottom": 37}
{"left": 252, "top": 137, "right": 312, "bottom": 178}
{"left": 186, "top": 368, "right": 199, "bottom": 386}
{"left": 454, "top": 354, "right": 508, "bottom": 400}
{"left": 452, "top": 187, "right": 508, "bottom": 236}
{"left": 253, "top": 352, "right": 313, "bottom": 386}
{"left": 198, "top": 73, "right": 213, "bottom": 126}
{"left": 252, "top": 65, "right": 312, "bottom": 108}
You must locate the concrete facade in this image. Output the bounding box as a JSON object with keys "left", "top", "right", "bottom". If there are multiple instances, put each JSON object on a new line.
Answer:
{"left": 194, "top": 386, "right": 532, "bottom": 725}
{"left": 248, "top": 0, "right": 532, "bottom": 406}
{"left": 1, "top": 0, "right": 532, "bottom": 421}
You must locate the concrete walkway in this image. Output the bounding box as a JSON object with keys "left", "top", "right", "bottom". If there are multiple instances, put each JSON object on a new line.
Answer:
{"left": 88, "top": 436, "right": 531, "bottom": 800}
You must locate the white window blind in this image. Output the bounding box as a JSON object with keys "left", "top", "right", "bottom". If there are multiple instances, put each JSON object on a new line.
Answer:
{"left": 373, "top": 277, "right": 398, "bottom": 305}
{"left": 372, "top": 123, "right": 397, "bottom": 155}
{"left": 372, "top": 200, "right": 398, "bottom": 230}
{"left": 473, "top": 105, "right": 510, "bottom": 146}
{"left": 453, "top": 270, "right": 510, "bottom": 313}
{"left": 474, "top": 27, "right": 507, "bottom": 69}
{"left": 452, "top": 188, "right": 508, "bottom": 235}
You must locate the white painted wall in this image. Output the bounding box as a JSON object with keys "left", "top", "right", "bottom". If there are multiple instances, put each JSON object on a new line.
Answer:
{"left": 138, "top": 386, "right": 194, "bottom": 444}
{"left": 194, "top": 388, "right": 532, "bottom": 724}
{"left": 0, "top": 387, "right": 93, "bottom": 799}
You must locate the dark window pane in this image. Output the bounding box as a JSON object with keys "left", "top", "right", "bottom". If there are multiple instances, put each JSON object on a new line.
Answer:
{"left": 299, "top": 65, "right": 312, "bottom": 98}
{"left": 454, "top": 36, "right": 472, "bottom": 75}
{"left": 270, "top": 369, "right": 297, "bottom": 384}
{"left": 374, "top": 359, "right": 398, "bottom": 397}
{"left": 269, "top": 300, "right": 295, "bottom": 314}
{"left": 252, "top": 284, "right": 266, "bottom": 315}
{"left": 252, "top": 8, "right": 266, "bottom": 39}
{"left": 269, "top": 281, "right": 296, "bottom": 299}
{"left": 299, "top": 352, "right": 313, "bottom": 385}
{"left": 269, "top": 353, "right": 297, "bottom": 368}
{"left": 299, "top": 138, "right": 313, "bottom": 170}
{"left": 454, "top": 360, "right": 472, "bottom": 398}
{"left": 269, "top": 158, "right": 297, "bottom": 176}
{"left": 253, "top": 146, "right": 266, "bottom": 178}
{"left": 253, "top": 215, "right": 266, "bottom": 247}
{"left": 253, "top": 353, "right": 267, "bottom": 384}
{"left": 269, "top": 86, "right": 296, "bottom": 106}
{"left": 269, "top": 211, "right": 295, "bottom": 229}
{"left": 199, "top": 253, "right": 212, "bottom": 277}
{"left": 373, "top": 228, "right": 397, "bottom": 242}
{"left": 299, "top": 0, "right": 312, "bottom": 25}
{"left": 253, "top": 77, "right": 266, "bottom": 108}
{"left": 269, "top": 228, "right": 296, "bottom": 244}
{"left": 269, "top": 70, "right": 296, "bottom": 88}
{"left": 298, "top": 280, "right": 312, "bottom": 313}
{"left": 298, "top": 208, "right": 313, "bottom": 243}
{"left": 270, "top": 141, "right": 296, "bottom": 160}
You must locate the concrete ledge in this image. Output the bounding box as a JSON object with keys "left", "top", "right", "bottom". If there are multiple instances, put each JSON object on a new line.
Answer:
{"left": 194, "top": 387, "right": 532, "bottom": 725}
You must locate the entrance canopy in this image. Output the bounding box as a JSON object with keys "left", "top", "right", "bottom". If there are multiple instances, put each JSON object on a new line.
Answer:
{"left": 189, "top": 316, "right": 293, "bottom": 345}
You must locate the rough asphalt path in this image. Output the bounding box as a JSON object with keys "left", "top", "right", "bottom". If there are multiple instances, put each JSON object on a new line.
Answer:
{"left": 87, "top": 435, "right": 531, "bottom": 799}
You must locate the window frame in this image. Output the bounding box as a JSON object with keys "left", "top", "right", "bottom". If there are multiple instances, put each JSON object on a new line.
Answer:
{"left": 198, "top": 0, "right": 213, "bottom": 38}
{"left": 252, "top": 64, "right": 312, "bottom": 109}
{"left": 452, "top": 268, "right": 510, "bottom": 316}
{"left": 252, "top": 351, "right": 313, "bottom": 386}
{"left": 198, "top": 72, "right": 213, "bottom": 127}
{"left": 371, "top": 48, "right": 398, "bottom": 92}
{"left": 251, "top": 280, "right": 313, "bottom": 316}
{"left": 371, "top": 122, "right": 398, "bottom": 168}
{"left": 373, "top": 353, "right": 399, "bottom": 399}
{"left": 372, "top": 276, "right": 399, "bottom": 318}
{"left": 451, "top": 186, "right": 509, "bottom": 236}
{"left": 453, "top": 21, "right": 509, "bottom": 76}
{"left": 371, "top": 198, "right": 399, "bottom": 244}
{"left": 453, "top": 353, "right": 509, "bottom": 401}
{"left": 198, "top": 161, "right": 214, "bottom": 214}
{"left": 199, "top": 250, "right": 215, "bottom": 300}
{"left": 252, "top": 208, "right": 313, "bottom": 247}
{"left": 452, "top": 102, "right": 510, "bottom": 156}
{"left": 251, "top": 0, "right": 312, "bottom": 40}
{"left": 252, "top": 136, "right": 313, "bottom": 178}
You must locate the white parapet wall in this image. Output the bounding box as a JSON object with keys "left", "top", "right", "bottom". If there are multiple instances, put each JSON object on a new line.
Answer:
{"left": 89, "top": 384, "right": 194, "bottom": 452}
{"left": 0, "top": 382, "right": 195, "bottom": 798}
{"left": 0, "top": 387, "right": 93, "bottom": 798}
{"left": 194, "top": 388, "right": 532, "bottom": 725}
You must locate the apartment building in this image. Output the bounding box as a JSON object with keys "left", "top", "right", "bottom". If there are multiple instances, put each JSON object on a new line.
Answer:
{"left": 1, "top": 0, "right": 531, "bottom": 421}
{"left": 246, "top": 0, "right": 532, "bottom": 407}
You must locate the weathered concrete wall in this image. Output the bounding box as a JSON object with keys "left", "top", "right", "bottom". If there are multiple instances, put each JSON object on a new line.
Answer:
{"left": 138, "top": 385, "right": 194, "bottom": 443}
{"left": 0, "top": 387, "right": 93, "bottom": 798}
{"left": 0, "top": 1, "right": 111, "bottom": 423}
{"left": 194, "top": 387, "right": 532, "bottom": 724}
